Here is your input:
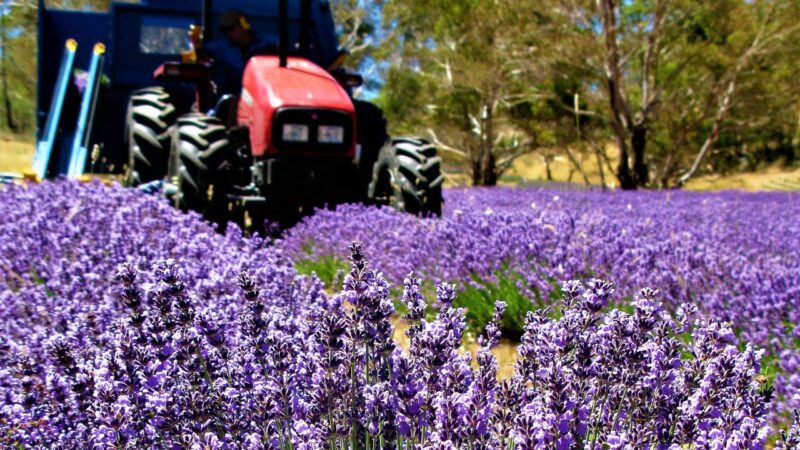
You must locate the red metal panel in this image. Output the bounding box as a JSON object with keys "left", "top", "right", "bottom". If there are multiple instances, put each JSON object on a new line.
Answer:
{"left": 237, "top": 56, "right": 355, "bottom": 157}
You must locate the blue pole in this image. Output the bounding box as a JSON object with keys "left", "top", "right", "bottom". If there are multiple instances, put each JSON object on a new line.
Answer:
{"left": 68, "top": 42, "right": 105, "bottom": 179}
{"left": 32, "top": 39, "right": 77, "bottom": 180}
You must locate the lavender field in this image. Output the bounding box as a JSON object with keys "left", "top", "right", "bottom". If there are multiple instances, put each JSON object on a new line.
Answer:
{"left": 284, "top": 188, "right": 800, "bottom": 411}
{"left": 1, "top": 180, "right": 799, "bottom": 448}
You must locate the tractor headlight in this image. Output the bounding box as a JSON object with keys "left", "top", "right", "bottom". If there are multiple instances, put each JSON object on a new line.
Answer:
{"left": 282, "top": 124, "right": 309, "bottom": 142}
{"left": 318, "top": 125, "right": 344, "bottom": 144}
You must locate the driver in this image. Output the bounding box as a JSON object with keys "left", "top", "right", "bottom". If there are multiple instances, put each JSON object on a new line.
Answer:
{"left": 190, "top": 10, "right": 278, "bottom": 97}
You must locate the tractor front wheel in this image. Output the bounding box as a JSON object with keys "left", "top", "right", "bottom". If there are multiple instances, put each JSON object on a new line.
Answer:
{"left": 124, "top": 87, "right": 178, "bottom": 186}
{"left": 368, "top": 137, "right": 444, "bottom": 217}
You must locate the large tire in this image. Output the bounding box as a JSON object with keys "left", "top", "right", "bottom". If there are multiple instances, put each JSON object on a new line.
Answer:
{"left": 171, "top": 114, "right": 231, "bottom": 221}
{"left": 354, "top": 100, "right": 389, "bottom": 199}
{"left": 124, "top": 87, "right": 178, "bottom": 186}
{"left": 368, "top": 137, "right": 444, "bottom": 217}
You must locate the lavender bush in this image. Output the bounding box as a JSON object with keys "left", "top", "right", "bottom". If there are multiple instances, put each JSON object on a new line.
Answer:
{"left": 0, "top": 238, "right": 777, "bottom": 447}
{"left": 0, "top": 181, "right": 795, "bottom": 447}
{"left": 280, "top": 187, "right": 800, "bottom": 417}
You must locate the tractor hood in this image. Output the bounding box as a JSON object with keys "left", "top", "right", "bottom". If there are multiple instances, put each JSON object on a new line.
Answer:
{"left": 238, "top": 56, "right": 356, "bottom": 157}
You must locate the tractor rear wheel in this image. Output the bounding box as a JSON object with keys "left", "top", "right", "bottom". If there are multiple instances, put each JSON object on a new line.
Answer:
{"left": 170, "top": 114, "right": 231, "bottom": 222}
{"left": 368, "top": 137, "right": 444, "bottom": 217}
{"left": 124, "top": 87, "right": 178, "bottom": 186}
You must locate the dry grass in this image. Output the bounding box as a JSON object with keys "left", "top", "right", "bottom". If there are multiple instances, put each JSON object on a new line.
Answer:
{"left": 502, "top": 146, "right": 800, "bottom": 192}
{"left": 392, "top": 317, "right": 518, "bottom": 379}
{"left": 0, "top": 135, "right": 34, "bottom": 174}
{"left": 683, "top": 165, "right": 800, "bottom": 191}
{"left": 505, "top": 147, "right": 618, "bottom": 188}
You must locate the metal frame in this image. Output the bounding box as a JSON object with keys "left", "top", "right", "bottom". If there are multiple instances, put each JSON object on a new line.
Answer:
{"left": 68, "top": 43, "right": 106, "bottom": 179}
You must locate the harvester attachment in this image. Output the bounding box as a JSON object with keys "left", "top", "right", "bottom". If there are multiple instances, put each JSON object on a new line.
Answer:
{"left": 33, "top": 39, "right": 77, "bottom": 180}
{"left": 67, "top": 43, "right": 106, "bottom": 179}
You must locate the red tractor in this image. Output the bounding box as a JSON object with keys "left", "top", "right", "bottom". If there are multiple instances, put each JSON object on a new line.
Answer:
{"left": 120, "top": 0, "right": 442, "bottom": 228}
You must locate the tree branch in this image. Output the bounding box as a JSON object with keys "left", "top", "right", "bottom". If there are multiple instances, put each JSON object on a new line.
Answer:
{"left": 639, "top": 0, "right": 668, "bottom": 125}
{"left": 426, "top": 128, "right": 468, "bottom": 159}
{"left": 496, "top": 142, "right": 538, "bottom": 176}
{"left": 676, "top": 3, "right": 780, "bottom": 186}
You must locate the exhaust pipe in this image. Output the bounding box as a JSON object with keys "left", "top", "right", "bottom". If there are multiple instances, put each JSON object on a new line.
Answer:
{"left": 279, "top": 0, "right": 288, "bottom": 67}
{"left": 299, "top": 0, "right": 311, "bottom": 56}
{"left": 202, "top": 0, "right": 212, "bottom": 42}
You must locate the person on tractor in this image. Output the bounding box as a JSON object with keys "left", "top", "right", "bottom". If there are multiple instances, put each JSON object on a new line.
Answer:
{"left": 189, "top": 10, "right": 278, "bottom": 99}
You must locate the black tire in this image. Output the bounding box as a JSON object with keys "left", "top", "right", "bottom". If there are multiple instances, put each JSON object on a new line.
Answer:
{"left": 124, "top": 87, "right": 178, "bottom": 186}
{"left": 368, "top": 137, "right": 444, "bottom": 217}
{"left": 354, "top": 100, "right": 389, "bottom": 199}
{"left": 171, "top": 114, "right": 230, "bottom": 220}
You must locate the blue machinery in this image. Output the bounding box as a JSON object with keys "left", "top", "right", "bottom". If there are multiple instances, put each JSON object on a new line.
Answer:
{"left": 32, "top": 39, "right": 76, "bottom": 179}
{"left": 32, "top": 40, "right": 106, "bottom": 179}
{"left": 35, "top": 0, "right": 342, "bottom": 179}
{"left": 67, "top": 43, "right": 106, "bottom": 179}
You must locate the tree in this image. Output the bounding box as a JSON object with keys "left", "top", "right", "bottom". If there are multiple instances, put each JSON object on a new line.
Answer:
{"left": 1, "top": 1, "right": 19, "bottom": 132}
{"left": 330, "top": 0, "right": 386, "bottom": 94}
{"left": 379, "top": 0, "right": 556, "bottom": 186}
{"left": 539, "top": 0, "right": 800, "bottom": 188}
{"left": 676, "top": 0, "right": 800, "bottom": 185}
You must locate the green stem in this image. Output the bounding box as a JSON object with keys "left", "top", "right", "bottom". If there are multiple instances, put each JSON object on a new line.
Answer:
{"left": 364, "top": 343, "right": 370, "bottom": 450}
{"left": 350, "top": 364, "right": 356, "bottom": 450}
{"left": 589, "top": 388, "right": 610, "bottom": 449}
{"left": 328, "top": 410, "right": 335, "bottom": 450}
{"left": 196, "top": 347, "right": 214, "bottom": 392}
{"left": 612, "top": 387, "right": 628, "bottom": 431}
{"left": 277, "top": 420, "right": 287, "bottom": 450}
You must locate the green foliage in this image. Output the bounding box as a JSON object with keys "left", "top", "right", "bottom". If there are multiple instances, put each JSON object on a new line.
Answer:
{"left": 294, "top": 254, "right": 349, "bottom": 289}
{"left": 330, "top": 0, "right": 385, "bottom": 92}
{"left": 377, "top": 0, "right": 800, "bottom": 187}
{"left": 374, "top": 66, "right": 431, "bottom": 134}
{"left": 293, "top": 251, "right": 552, "bottom": 340}
{"left": 455, "top": 271, "right": 545, "bottom": 341}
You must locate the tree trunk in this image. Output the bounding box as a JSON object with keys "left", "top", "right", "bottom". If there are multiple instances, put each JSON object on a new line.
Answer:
{"left": 0, "top": 7, "right": 18, "bottom": 133}
{"left": 471, "top": 147, "right": 482, "bottom": 186}
{"left": 564, "top": 145, "right": 591, "bottom": 185}
{"left": 483, "top": 102, "right": 496, "bottom": 185}
{"left": 615, "top": 134, "right": 635, "bottom": 189}
{"left": 482, "top": 152, "right": 497, "bottom": 185}
{"left": 544, "top": 156, "right": 553, "bottom": 181}
{"left": 594, "top": 145, "right": 607, "bottom": 190}
{"left": 600, "top": 0, "right": 635, "bottom": 190}
{"left": 658, "top": 151, "right": 675, "bottom": 188}
{"left": 631, "top": 125, "right": 648, "bottom": 186}
{"left": 473, "top": 102, "right": 498, "bottom": 186}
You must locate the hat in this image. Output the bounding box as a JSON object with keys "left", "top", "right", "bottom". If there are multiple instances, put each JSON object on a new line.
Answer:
{"left": 220, "top": 10, "right": 247, "bottom": 33}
